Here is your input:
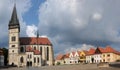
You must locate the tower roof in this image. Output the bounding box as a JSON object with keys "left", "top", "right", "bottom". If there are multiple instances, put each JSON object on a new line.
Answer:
{"left": 9, "top": 4, "right": 19, "bottom": 26}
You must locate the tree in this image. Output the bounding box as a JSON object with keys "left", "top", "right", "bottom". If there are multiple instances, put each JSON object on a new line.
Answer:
{"left": 0, "top": 48, "right": 8, "bottom": 66}
{"left": 56, "top": 62, "right": 60, "bottom": 65}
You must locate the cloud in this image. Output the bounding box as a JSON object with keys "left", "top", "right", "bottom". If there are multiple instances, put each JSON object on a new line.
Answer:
{"left": 0, "top": 0, "right": 31, "bottom": 47}
{"left": 92, "top": 13, "right": 102, "bottom": 21}
{"left": 64, "top": 44, "right": 95, "bottom": 53}
{"left": 38, "top": 0, "right": 120, "bottom": 54}
{"left": 26, "top": 24, "right": 37, "bottom": 37}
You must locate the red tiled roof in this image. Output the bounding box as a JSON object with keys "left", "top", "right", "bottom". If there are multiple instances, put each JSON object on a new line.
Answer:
{"left": 26, "top": 46, "right": 41, "bottom": 55}
{"left": 104, "top": 46, "right": 120, "bottom": 55}
{"left": 64, "top": 53, "right": 70, "bottom": 58}
{"left": 26, "top": 46, "right": 33, "bottom": 52}
{"left": 97, "top": 47, "right": 105, "bottom": 53}
{"left": 34, "top": 50, "right": 41, "bottom": 55}
{"left": 56, "top": 54, "right": 64, "bottom": 60}
{"left": 87, "top": 48, "right": 95, "bottom": 55}
{"left": 20, "top": 37, "right": 52, "bottom": 45}
{"left": 105, "top": 46, "right": 116, "bottom": 53}
{"left": 87, "top": 46, "right": 120, "bottom": 55}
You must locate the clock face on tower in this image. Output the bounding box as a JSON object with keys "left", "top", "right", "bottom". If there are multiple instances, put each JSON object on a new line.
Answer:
{"left": 9, "top": 25, "right": 19, "bottom": 29}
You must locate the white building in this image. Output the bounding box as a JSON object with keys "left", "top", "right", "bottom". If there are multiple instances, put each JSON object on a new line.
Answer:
{"left": 8, "top": 5, "right": 54, "bottom": 67}
{"left": 69, "top": 51, "right": 80, "bottom": 64}
{"left": 86, "top": 48, "right": 95, "bottom": 63}
{"left": 86, "top": 47, "right": 104, "bottom": 63}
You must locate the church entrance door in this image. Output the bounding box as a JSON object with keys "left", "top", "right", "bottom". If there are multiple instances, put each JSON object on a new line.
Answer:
{"left": 27, "top": 61, "right": 32, "bottom": 67}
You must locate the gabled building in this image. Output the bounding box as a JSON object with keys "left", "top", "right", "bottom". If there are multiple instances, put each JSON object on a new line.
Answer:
{"left": 69, "top": 52, "right": 78, "bottom": 64}
{"left": 86, "top": 48, "right": 95, "bottom": 63}
{"left": 102, "top": 46, "right": 120, "bottom": 62}
{"left": 8, "top": 5, "right": 54, "bottom": 67}
{"left": 86, "top": 46, "right": 120, "bottom": 63}
{"left": 79, "top": 50, "right": 88, "bottom": 63}
{"left": 92, "top": 47, "right": 104, "bottom": 63}
{"left": 64, "top": 53, "right": 70, "bottom": 64}
{"left": 55, "top": 54, "right": 65, "bottom": 65}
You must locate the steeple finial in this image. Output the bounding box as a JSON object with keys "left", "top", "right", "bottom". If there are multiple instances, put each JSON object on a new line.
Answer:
{"left": 37, "top": 30, "right": 39, "bottom": 38}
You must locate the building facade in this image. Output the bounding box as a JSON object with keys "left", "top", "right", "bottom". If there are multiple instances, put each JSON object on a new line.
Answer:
{"left": 8, "top": 5, "right": 54, "bottom": 67}
{"left": 86, "top": 46, "right": 120, "bottom": 63}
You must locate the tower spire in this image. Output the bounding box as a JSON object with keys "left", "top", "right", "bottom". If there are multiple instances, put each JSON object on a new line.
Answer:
{"left": 10, "top": 4, "right": 19, "bottom": 25}
{"left": 9, "top": 2, "right": 20, "bottom": 31}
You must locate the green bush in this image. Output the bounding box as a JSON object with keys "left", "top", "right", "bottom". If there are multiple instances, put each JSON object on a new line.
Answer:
{"left": 57, "top": 62, "right": 61, "bottom": 65}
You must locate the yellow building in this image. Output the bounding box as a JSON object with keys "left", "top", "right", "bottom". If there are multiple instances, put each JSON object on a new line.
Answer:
{"left": 102, "top": 46, "right": 120, "bottom": 62}
{"left": 79, "top": 51, "right": 88, "bottom": 63}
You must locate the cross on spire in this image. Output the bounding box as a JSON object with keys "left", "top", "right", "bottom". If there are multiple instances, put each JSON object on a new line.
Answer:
{"left": 37, "top": 30, "right": 39, "bottom": 38}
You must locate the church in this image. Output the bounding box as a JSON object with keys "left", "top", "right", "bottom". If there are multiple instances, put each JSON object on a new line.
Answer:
{"left": 8, "top": 4, "right": 54, "bottom": 67}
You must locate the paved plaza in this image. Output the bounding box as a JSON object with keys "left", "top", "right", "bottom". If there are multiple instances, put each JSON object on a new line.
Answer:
{"left": 1, "top": 64, "right": 120, "bottom": 70}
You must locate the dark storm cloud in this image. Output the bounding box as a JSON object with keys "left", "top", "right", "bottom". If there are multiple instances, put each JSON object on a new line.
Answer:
{"left": 38, "top": 0, "right": 120, "bottom": 54}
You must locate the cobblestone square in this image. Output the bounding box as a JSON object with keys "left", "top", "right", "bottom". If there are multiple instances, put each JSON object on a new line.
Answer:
{"left": 1, "top": 64, "right": 120, "bottom": 70}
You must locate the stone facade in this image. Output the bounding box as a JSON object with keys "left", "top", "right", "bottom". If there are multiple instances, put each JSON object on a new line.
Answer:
{"left": 8, "top": 5, "right": 54, "bottom": 67}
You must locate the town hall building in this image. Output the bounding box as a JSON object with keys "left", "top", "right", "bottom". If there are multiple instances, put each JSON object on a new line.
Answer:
{"left": 8, "top": 5, "right": 54, "bottom": 67}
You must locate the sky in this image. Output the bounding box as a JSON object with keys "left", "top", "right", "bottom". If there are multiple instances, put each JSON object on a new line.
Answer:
{"left": 0, "top": 0, "right": 120, "bottom": 56}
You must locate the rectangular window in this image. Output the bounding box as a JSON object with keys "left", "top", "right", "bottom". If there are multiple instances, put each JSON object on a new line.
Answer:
{"left": 107, "top": 54, "right": 110, "bottom": 57}
{"left": 12, "top": 45, "right": 15, "bottom": 47}
{"left": 28, "top": 55, "right": 29, "bottom": 58}
{"left": 11, "top": 36, "right": 16, "bottom": 41}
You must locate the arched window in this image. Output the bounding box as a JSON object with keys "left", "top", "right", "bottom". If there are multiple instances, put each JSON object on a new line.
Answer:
{"left": 47, "top": 47, "right": 49, "bottom": 60}
{"left": 34, "top": 57, "right": 36, "bottom": 63}
{"left": 20, "top": 57, "right": 24, "bottom": 63}
{"left": 40, "top": 47, "right": 42, "bottom": 55}
{"left": 20, "top": 47, "right": 24, "bottom": 52}
{"left": 38, "top": 57, "right": 39, "bottom": 63}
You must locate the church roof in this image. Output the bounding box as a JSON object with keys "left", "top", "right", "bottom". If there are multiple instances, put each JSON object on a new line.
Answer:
{"left": 9, "top": 4, "right": 19, "bottom": 26}
{"left": 20, "top": 37, "right": 52, "bottom": 45}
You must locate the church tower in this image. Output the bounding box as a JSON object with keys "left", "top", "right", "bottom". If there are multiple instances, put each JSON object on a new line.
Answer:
{"left": 8, "top": 4, "right": 20, "bottom": 66}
